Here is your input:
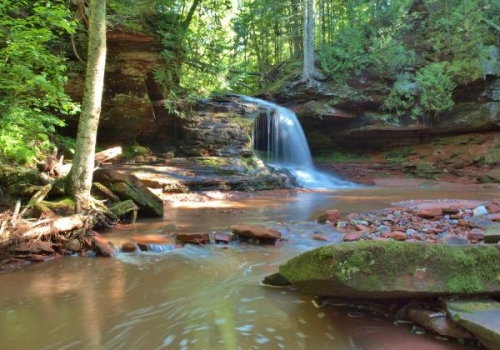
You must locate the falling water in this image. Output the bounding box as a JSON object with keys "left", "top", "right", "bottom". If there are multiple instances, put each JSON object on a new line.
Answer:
{"left": 242, "top": 96, "right": 355, "bottom": 189}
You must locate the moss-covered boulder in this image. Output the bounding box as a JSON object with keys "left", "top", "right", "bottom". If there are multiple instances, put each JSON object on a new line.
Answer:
{"left": 276, "top": 241, "right": 500, "bottom": 299}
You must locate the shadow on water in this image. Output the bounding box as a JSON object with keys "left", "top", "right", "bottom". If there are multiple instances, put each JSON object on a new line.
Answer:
{"left": 0, "top": 187, "right": 496, "bottom": 349}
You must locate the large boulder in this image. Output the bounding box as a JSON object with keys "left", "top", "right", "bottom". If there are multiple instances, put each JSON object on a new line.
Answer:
{"left": 275, "top": 240, "right": 500, "bottom": 299}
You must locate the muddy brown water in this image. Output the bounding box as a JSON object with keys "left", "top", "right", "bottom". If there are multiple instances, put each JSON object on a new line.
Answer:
{"left": 1, "top": 185, "right": 498, "bottom": 350}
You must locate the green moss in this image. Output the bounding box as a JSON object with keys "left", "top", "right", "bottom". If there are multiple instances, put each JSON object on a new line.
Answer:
{"left": 280, "top": 241, "right": 500, "bottom": 296}
{"left": 122, "top": 145, "right": 149, "bottom": 159}
{"left": 315, "top": 151, "right": 370, "bottom": 163}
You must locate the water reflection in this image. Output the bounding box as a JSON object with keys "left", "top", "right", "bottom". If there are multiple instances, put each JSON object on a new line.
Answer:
{"left": 1, "top": 187, "right": 497, "bottom": 349}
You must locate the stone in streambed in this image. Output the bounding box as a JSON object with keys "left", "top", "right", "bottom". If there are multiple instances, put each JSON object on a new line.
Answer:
{"left": 261, "top": 272, "right": 292, "bottom": 287}
{"left": 231, "top": 224, "right": 281, "bottom": 241}
{"left": 484, "top": 226, "right": 500, "bottom": 244}
{"left": 276, "top": 240, "right": 500, "bottom": 299}
{"left": 317, "top": 209, "right": 341, "bottom": 224}
{"left": 444, "top": 298, "right": 500, "bottom": 350}
{"left": 176, "top": 232, "right": 210, "bottom": 245}
{"left": 406, "top": 306, "right": 474, "bottom": 340}
{"left": 121, "top": 242, "right": 138, "bottom": 252}
{"left": 214, "top": 232, "right": 233, "bottom": 244}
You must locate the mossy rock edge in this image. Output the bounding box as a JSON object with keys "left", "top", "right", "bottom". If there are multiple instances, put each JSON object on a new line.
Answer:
{"left": 278, "top": 241, "right": 500, "bottom": 299}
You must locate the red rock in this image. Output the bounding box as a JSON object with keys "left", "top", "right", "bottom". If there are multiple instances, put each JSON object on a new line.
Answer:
{"left": 176, "top": 232, "right": 210, "bottom": 244}
{"left": 317, "top": 209, "right": 341, "bottom": 224}
{"left": 487, "top": 213, "right": 500, "bottom": 222}
{"left": 214, "top": 232, "right": 232, "bottom": 244}
{"left": 121, "top": 242, "right": 138, "bottom": 252}
{"left": 326, "top": 209, "right": 341, "bottom": 223}
{"left": 442, "top": 206, "right": 460, "bottom": 214}
{"left": 355, "top": 224, "right": 371, "bottom": 233}
{"left": 343, "top": 232, "right": 361, "bottom": 241}
{"left": 345, "top": 213, "right": 361, "bottom": 221}
{"left": 416, "top": 207, "right": 443, "bottom": 218}
{"left": 132, "top": 234, "right": 175, "bottom": 245}
{"left": 231, "top": 224, "right": 281, "bottom": 240}
{"left": 312, "top": 233, "right": 329, "bottom": 241}
{"left": 487, "top": 203, "right": 500, "bottom": 214}
{"left": 390, "top": 231, "right": 407, "bottom": 241}
{"left": 468, "top": 228, "right": 485, "bottom": 241}
{"left": 457, "top": 219, "right": 469, "bottom": 227}
{"left": 90, "top": 234, "right": 116, "bottom": 257}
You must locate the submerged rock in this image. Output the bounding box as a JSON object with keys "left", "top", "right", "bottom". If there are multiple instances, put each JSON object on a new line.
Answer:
{"left": 276, "top": 240, "right": 500, "bottom": 299}
{"left": 444, "top": 298, "right": 500, "bottom": 350}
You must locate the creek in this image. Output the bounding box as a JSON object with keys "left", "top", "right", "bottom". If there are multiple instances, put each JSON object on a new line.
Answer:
{"left": 1, "top": 185, "right": 498, "bottom": 350}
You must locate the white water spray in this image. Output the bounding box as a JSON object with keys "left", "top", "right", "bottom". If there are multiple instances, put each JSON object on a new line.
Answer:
{"left": 242, "top": 96, "right": 355, "bottom": 189}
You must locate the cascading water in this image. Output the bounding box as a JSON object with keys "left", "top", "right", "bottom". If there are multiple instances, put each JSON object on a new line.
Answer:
{"left": 242, "top": 96, "right": 355, "bottom": 189}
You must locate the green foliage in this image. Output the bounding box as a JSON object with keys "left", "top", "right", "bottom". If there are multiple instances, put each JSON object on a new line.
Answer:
{"left": 318, "top": 27, "right": 371, "bottom": 82}
{"left": 0, "top": 0, "right": 78, "bottom": 164}
{"left": 382, "top": 63, "right": 455, "bottom": 118}
{"left": 415, "top": 63, "right": 455, "bottom": 114}
{"left": 314, "top": 151, "right": 369, "bottom": 163}
{"left": 382, "top": 73, "right": 418, "bottom": 117}
{"left": 0, "top": 106, "right": 65, "bottom": 164}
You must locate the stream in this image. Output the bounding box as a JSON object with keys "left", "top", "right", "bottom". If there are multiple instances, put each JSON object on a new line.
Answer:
{"left": 1, "top": 185, "right": 498, "bottom": 350}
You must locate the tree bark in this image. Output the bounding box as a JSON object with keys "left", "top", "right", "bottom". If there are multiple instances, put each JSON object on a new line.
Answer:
{"left": 302, "top": 0, "right": 314, "bottom": 80}
{"left": 302, "top": 0, "right": 324, "bottom": 85}
{"left": 67, "top": 0, "right": 107, "bottom": 213}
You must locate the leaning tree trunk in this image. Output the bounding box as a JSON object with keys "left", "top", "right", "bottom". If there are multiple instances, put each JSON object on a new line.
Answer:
{"left": 67, "top": 0, "right": 107, "bottom": 213}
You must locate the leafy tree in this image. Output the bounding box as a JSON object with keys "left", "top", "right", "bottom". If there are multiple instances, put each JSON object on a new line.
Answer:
{"left": 67, "top": 0, "right": 107, "bottom": 213}
{"left": 0, "top": 0, "right": 78, "bottom": 164}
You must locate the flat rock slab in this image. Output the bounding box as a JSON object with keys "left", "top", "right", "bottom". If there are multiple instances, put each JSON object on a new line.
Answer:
{"left": 276, "top": 240, "right": 500, "bottom": 299}
{"left": 231, "top": 224, "right": 281, "bottom": 241}
{"left": 444, "top": 298, "right": 500, "bottom": 350}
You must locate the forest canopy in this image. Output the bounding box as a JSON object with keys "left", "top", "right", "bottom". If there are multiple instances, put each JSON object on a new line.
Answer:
{"left": 0, "top": 0, "right": 499, "bottom": 164}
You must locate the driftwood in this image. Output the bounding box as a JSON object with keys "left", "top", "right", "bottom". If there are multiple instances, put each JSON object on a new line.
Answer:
{"left": 0, "top": 213, "right": 90, "bottom": 249}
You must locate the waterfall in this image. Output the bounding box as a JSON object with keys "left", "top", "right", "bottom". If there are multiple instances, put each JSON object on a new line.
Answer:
{"left": 242, "top": 96, "right": 355, "bottom": 189}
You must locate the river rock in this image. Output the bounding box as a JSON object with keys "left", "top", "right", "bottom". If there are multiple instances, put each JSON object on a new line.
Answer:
{"left": 176, "top": 232, "right": 210, "bottom": 245}
{"left": 406, "top": 306, "right": 474, "bottom": 339}
{"left": 484, "top": 226, "right": 500, "bottom": 244}
{"left": 121, "top": 242, "right": 138, "bottom": 253}
{"left": 317, "top": 209, "right": 341, "bottom": 224}
{"left": 231, "top": 224, "right": 281, "bottom": 241}
{"left": 88, "top": 232, "right": 116, "bottom": 257}
{"left": 416, "top": 207, "right": 443, "bottom": 218}
{"left": 214, "top": 232, "right": 233, "bottom": 244}
{"left": 275, "top": 240, "right": 500, "bottom": 299}
{"left": 444, "top": 298, "right": 500, "bottom": 350}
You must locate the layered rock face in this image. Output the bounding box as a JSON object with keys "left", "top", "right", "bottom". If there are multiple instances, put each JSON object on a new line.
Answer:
{"left": 64, "top": 29, "right": 165, "bottom": 147}
{"left": 62, "top": 28, "right": 500, "bottom": 160}
{"left": 271, "top": 47, "right": 500, "bottom": 155}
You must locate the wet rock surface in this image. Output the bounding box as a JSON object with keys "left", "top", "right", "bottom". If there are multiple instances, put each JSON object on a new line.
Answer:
{"left": 316, "top": 199, "right": 500, "bottom": 245}
{"left": 444, "top": 298, "right": 500, "bottom": 350}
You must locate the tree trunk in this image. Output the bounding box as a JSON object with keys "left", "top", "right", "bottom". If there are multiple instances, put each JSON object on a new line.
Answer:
{"left": 67, "top": 0, "right": 107, "bottom": 213}
{"left": 302, "top": 0, "right": 319, "bottom": 85}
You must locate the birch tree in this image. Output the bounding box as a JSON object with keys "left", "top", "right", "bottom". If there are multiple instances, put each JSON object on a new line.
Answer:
{"left": 67, "top": 0, "right": 107, "bottom": 213}
{"left": 302, "top": 0, "right": 323, "bottom": 85}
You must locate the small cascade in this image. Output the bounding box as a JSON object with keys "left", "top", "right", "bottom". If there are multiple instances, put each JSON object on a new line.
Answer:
{"left": 242, "top": 96, "right": 355, "bottom": 189}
